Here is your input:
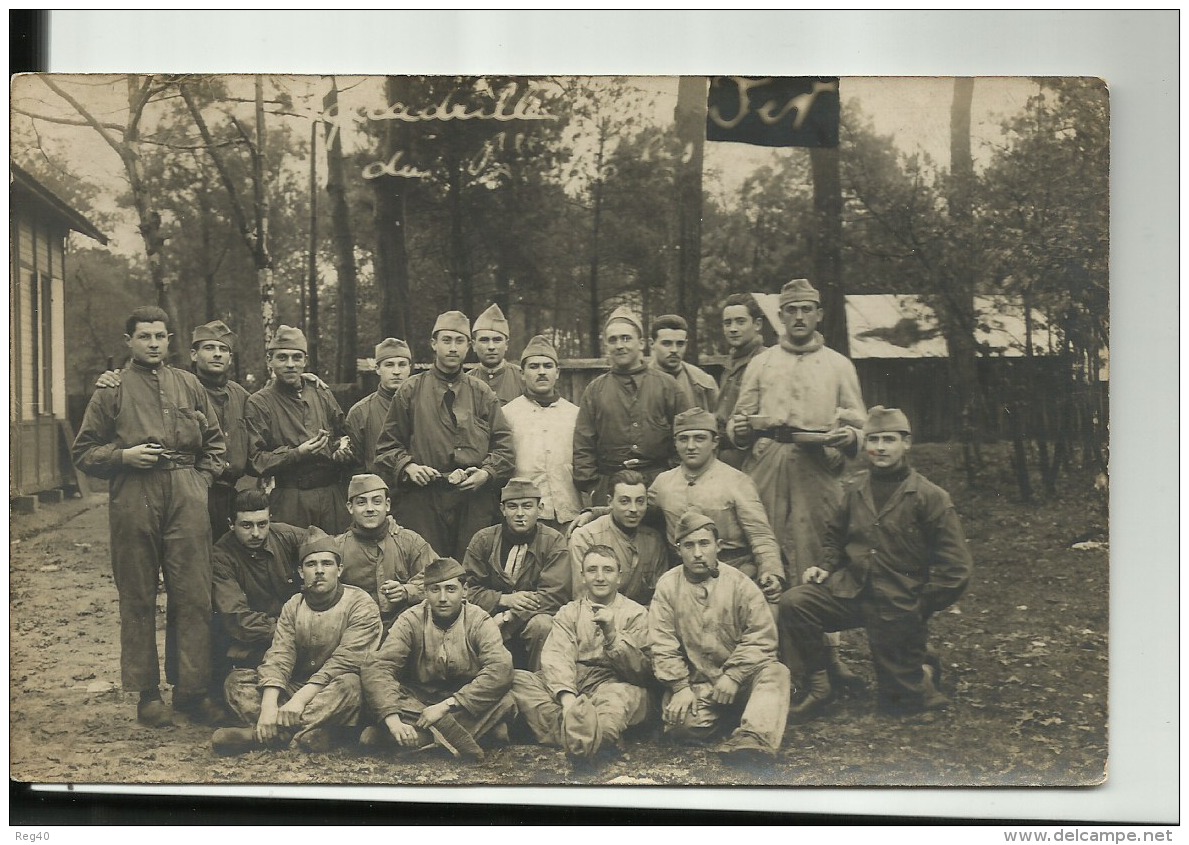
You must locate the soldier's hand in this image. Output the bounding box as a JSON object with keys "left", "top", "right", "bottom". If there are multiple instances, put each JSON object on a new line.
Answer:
{"left": 404, "top": 463, "right": 441, "bottom": 487}
{"left": 416, "top": 700, "right": 451, "bottom": 728}
{"left": 301, "top": 372, "right": 331, "bottom": 390}
{"left": 731, "top": 413, "right": 753, "bottom": 439}
{"left": 385, "top": 715, "right": 420, "bottom": 748}
{"left": 568, "top": 510, "right": 595, "bottom": 535}
{"left": 758, "top": 573, "right": 785, "bottom": 601}
{"left": 558, "top": 692, "right": 578, "bottom": 713}
{"left": 592, "top": 605, "right": 617, "bottom": 638}
{"left": 664, "top": 686, "right": 698, "bottom": 725}
{"left": 296, "top": 431, "right": 329, "bottom": 456}
{"left": 380, "top": 580, "right": 407, "bottom": 604}
{"left": 709, "top": 674, "right": 740, "bottom": 705}
{"left": 454, "top": 467, "right": 489, "bottom": 492}
{"left": 500, "top": 591, "right": 541, "bottom": 613}
{"left": 802, "top": 566, "right": 830, "bottom": 585}
{"left": 824, "top": 427, "right": 856, "bottom": 449}
{"left": 95, "top": 369, "right": 122, "bottom": 389}
{"left": 256, "top": 702, "right": 281, "bottom": 744}
{"left": 331, "top": 436, "right": 355, "bottom": 464}
{"left": 122, "top": 443, "right": 165, "bottom": 468}
{"left": 276, "top": 700, "right": 304, "bottom": 727}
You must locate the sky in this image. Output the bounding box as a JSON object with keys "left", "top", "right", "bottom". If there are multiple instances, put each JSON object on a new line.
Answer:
{"left": 11, "top": 74, "right": 1040, "bottom": 257}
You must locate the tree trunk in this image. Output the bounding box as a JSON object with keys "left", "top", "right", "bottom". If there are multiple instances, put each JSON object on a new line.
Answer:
{"left": 372, "top": 77, "right": 413, "bottom": 343}
{"left": 448, "top": 157, "right": 473, "bottom": 316}
{"left": 587, "top": 132, "right": 605, "bottom": 357}
{"left": 324, "top": 77, "right": 358, "bottom": 382}
{"left": 673, "top": 76, "right": 706, "bottom": 356}
{"left": 252, "top": 77, "right": 276, "bottom": 345}
{"left": 306, "top": 117, "right": 320, "bottom": 372}
{"left": 810, "top": 146, "right": 847, "bottom": 355}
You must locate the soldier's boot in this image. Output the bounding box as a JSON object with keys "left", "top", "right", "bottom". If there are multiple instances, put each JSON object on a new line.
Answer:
{"left": 137, "top": 691, "right": 174, "bottom": 728}
{"left": 921, "top": 662, "right": 950, "bottom": 712}
{"left": 825, "top": 644, "right": 866, "bottom": 694}
{"left": 211, "top": 727, "right": 258, "bottom": 756}
{"left": 789, "top": 670, "right": 834, "bottom": 721}
{"left": 174, "top": 692, "right": 227, "bottom": 726}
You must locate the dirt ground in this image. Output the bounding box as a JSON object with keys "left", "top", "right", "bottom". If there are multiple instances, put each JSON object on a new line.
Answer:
{"left": 9, "top": 443, "right": 1108, "bottom": 787}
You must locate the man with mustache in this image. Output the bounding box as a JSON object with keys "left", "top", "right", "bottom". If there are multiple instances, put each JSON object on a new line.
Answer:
{"left": 334, "top": 473, "right": 436, "bottom": 631}
{"left": 502, "top": 335, "right": 582, "bottom": 531}
{"left": 344, "top": 337, "right": 414, "bottom": 475}
{"left": 729, "top": 278, "right": 867, "bottom": 690}
{"left": 471, "top": 303, "right": 525, "bottom": 405}
{"left": 361, "top": 556, "right": 516, "bottom": 761}
{"left": 462, "top": 478, "right": 571, "bottom": 671}
{"left": 649, "top": 511, "right": 790, "bottom": 763}
{"left": 212, "top": 527, "right": 383, "bottom": 755}
{"left": 649, "top": 313, "right": 720, "bottom": 412}
{"left": 375, "top": 311, "right": 515, "bottom": 558}
{"left": 572, "top": 306, "right": 691, "bottom": 508}
{"left": 73, "top": 306, "right": 227, "bottom": 728}
{"left": 245, "top": 325, "right": 354, "bottom": 534}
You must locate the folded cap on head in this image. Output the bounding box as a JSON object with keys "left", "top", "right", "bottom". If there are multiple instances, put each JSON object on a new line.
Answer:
{"left": 374, "top": 337, "right": 412, "bottom": 365}
{"left": 520, "top": 334, "right": 559, "bottom": 365}
{"left": 862, "top": 405, "right": 912, "bottom": 436}
{"left": 192, "top": 320, "right": 236, "bottom": 351}
{"left": 673, "top": 407, "right": 717, "bottom": 435}
{"left": 299, "top": 526, "right": 340, "bottom": 562}
{"left": 432, "top": 311, "right": 471, "bottom": 339}
{"left": 472, "top": 304, "right": 510, "bottom": 337}
{"left": 267, "top": 325, "right": 308, "bottom": 353}
{"left": 501, "top": 477, "right": 542, "bottom": 502}
{"left": 778, "top": 278, "right": 821, "bottom": 307}
{"left": 674, "top": 509, "right": 717, "bottom": 543}
{"left": 347, "top": 473, "right": 388, "bottom": 500}
{"left": 423, "top": 556, "right": 466, "bottom": 587}
{"left": 604, "top": 305, "right": 643, "bottom": 337}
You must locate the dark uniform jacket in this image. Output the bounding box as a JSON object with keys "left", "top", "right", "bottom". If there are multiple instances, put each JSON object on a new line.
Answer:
{"left": 462, "top": 523, "right": 571, "bottom": 624}
{"left": 211, "top": 522, "right": 307, "bottom": 648}
{"left": 200, "top": 374, "right": 252, "bottom": 484}
{"left": 245, "top": 378, "right": 346, "bottom": 488}
{"left": 821, "top": 468, "right": 972, "bottom": 616}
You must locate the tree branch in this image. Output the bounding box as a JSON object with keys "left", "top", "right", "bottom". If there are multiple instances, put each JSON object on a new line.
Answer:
{"left": 179, "top": 83, "right": 256, "bottom": 251}
{"left": 35, "top": 77, "right": 127, "bottom": 155}
{"left": 12, "top": 106, "right": 125, "bottom": 132}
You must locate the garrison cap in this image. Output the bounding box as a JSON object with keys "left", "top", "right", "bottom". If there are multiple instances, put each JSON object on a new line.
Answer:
{"left": 862, "top": 406, "right": 912, "bottom": 436}
{"left": 674, "top": 509, "right": 718, "bottom": 543}
{"left": 267, "top": 325, "right": 308, "bottom": 353}
{"left": 192, "top": 320, "right": 236, "bottom": 351}
{"left": 423, "top": 556, "right": 466, "bottom": 587}
{"left": 374, "top": 337, "right": 412, "bottom": 365}
{"left": 347, "top": 473, "right": 388, "bottom": 500}
{"left": 432, "top": 310, "right": 471, "bottom": 339}
{"left": 604, "top": 305, "right": 643, "bottom": 337}
{"left": 520, "top": 334, "right": 559, "bottom": 365}
{"left": 501, "top": 477, "right": 542, "bottom": 503}
{"left": 299, "top": 526, "right": 341, "bottom": 563}
{"left": 673, "top": 407, "right": 718, "bottom": 436}
{"left": 778, "top": 278, "right": 821, "bottom": 307}
{"left": 472, "top": 304, "right": 510, "bottom": 338}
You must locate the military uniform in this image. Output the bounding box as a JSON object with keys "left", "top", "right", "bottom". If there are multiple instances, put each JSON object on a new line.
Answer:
{"left": 568, "top": 514, "right": 669, "bottom": 607}
{"left": 715, "top": 336, "right": 767, "bottom": 469}
{"left": 345, "top": 337, "right": 413, "bottom": 475}
{"left": 73, "top": 360, "right": 226, "bottom": 698}
{"left": 649, "top": 358, "right": 719, "bottom": 417}
{"left": 335, "top": 515, "right": 436, "bottom": 630}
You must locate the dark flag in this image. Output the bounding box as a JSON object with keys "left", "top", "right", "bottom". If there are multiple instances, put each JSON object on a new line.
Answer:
{"left": 706, "top": 76, "right": 840, "bottom": 148}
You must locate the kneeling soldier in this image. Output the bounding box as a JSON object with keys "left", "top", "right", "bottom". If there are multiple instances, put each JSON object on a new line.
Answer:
{"left": 361, "top": 557, "right": 516, "bottom": 761}
{"left": 650, "top": 511, "right": 790, "bottom": 764}
{"left": 512, "top": 544, "right": 652, "bottom": 764}
{"left": 212, "top": 528, "right": 383, "bottom": 755}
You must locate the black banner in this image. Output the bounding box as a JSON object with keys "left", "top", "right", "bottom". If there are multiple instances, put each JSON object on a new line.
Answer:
{"left": 706, "top": 76, "right": 840, "bottom": 148}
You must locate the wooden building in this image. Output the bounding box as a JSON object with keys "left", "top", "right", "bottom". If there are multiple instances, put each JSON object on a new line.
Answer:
{"left": 10, "top": 164, "right": 107, "bottom": 501}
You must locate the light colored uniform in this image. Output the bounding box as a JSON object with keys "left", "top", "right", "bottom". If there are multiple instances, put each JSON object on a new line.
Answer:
{"left": 513, "top": 593, "right": 651, "bottom": 758}
{"left": 502, "top": 394, "right": 582, "bottom": 525}
{"left": 568, "top": 514, "right": 669, "bottom": 607}
{"left": 649, "top": 564, "right": 790, "bottom": 753}
{"left": 649, "top": 359, "right": 720, "bottom": 414}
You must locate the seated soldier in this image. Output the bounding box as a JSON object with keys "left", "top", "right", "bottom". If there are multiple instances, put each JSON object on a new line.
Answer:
{"left": 361, "top": 557, "right": 516, "bottom": 761}
{"left": 512, "top": 544, "right": 652, "bottom": 765}
{"left": 335, "top": 473, "right": 436, "bottom": 631}
{"left": 780, "top": 406, "right": 972, "bottom": 719}
{"left": 462, "top": 478, "right": 571, "bottom": 670}
{"left": 650, "top": 511, "right": 791, "bottom": 764}
{"left": 211, "top": 528, "right": 383, "bottom": 755}
{"left": 211, "top": 490, "right": 308, "bottom": 696}
{"left": 568, "top": 470, "right": 669, "bottom": 606}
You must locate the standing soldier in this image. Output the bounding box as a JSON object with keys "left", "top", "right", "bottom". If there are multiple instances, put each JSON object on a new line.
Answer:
{"left": 374, "top": 310, "right": 515, "bottom": 558}
{"left": 502, "top": 334, "right": 582, "bottom": 531}
{"left": 715, "top": 294, "right": 768, "bottom": 469}
{"left": 729, "top": 278, "right": 867, "bottom": 687}
{"left": 471, "top": 303, "right": 524, "bottom": 404}
{"left": 649, "top": 314, "right": 720, "bottom": 412}
{"left": 344, "top": 337, "right": 413, "bottom": 475}
{"left": 573, "top": 306, "right": 691, "bottom": 507}
{"left": 93, "top": 319, "right": 252, "bottom": 541}
{"left": 73, "top": 306, "right": 227, "bottom": 727}
{"left": 245, "top": 325, "right": 354, "bottom": 534}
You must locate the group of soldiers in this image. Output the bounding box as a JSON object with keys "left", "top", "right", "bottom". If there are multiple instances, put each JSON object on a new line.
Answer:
{"left": 72, "top": 277, "right": 972, "bottom": 768}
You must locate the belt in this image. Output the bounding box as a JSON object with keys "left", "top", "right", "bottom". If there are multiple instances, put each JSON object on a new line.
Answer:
{"left": 717, "top": 546, "right": 753, "bottom": 563}
{"left": 754, "top": 426, "right": 830, "bottom": 445}
{"left": 597, "top": 459, "right": 663, "bottom": 474}
{"left": 153, "top": 452, "right": 196, "bottom": 471}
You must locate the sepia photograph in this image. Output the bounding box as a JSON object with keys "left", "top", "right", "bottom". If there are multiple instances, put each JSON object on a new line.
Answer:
{"left": 8, "top": 68, "right": 1115, "bottom": 794}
